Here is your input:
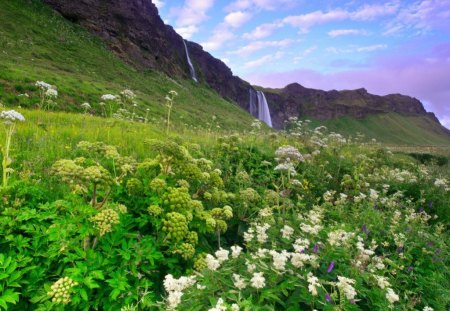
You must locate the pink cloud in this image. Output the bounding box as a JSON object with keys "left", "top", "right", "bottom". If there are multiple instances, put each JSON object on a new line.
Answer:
{"left": 245, "top": 42, "right": 450, "bottom": 129}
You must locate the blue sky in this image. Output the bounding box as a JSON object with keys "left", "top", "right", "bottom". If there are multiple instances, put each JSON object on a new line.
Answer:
{"left": 155, "top": 0, "right": 450, "bottom": 128}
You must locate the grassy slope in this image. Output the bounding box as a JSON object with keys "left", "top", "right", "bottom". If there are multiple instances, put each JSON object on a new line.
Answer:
{"left": 0, "top": 0, "right": 254, "bottom": 131}
{"left": 304, "top": 113, "right": 450, "bottom": 146}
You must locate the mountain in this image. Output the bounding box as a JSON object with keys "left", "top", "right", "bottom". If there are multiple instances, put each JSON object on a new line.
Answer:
{"left": 1, "top": 0, "right": 449, "bottom": 145}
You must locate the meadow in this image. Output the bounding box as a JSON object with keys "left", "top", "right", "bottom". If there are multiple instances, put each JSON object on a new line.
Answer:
{"left": 0, "top": 91, "right": 449, "bottom": 310}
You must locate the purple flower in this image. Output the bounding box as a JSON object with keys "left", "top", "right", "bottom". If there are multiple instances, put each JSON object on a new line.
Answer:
{"left": 325, "top": 293, "right": 331, "bottom": 302}
{"left": 419, "top": 207, "right": 424, "bottom": 213}
{"left": 407, "top": 266, "right": 413, "bottom": 272}
{"left": 313, "top": 244, "right": 319, "bottom": 253}
{"left": 397, "top": 247, "right": 403, "bottom": 253}
{"left": 327, "top": 261, "right": 335, "bottom": 273}
{"left": 362, "top": 224, "right": 368, "bottom": 234}
{"left": 429, "top": 201, "right": 433, "bottom": 208}
{"left": 427, "top": 241, "right": 433, "bottom": 247}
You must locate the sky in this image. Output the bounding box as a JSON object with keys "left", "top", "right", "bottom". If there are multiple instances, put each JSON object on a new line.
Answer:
{"left": 155, "top": 0, "right": 450, "bottom": 129}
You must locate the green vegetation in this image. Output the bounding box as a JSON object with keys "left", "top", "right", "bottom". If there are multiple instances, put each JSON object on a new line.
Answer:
{"left": 302, "top": 113, "right": 450, "bottom": 146}
{"left": 0, "top": 108, "right": 448, "bottom": 310}
{"left": 0, "top": 0, "right": 253, "bottom": 131}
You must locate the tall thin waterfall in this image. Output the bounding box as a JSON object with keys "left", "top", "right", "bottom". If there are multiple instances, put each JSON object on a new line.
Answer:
{"left": 248, "top": 88, "right": 272, "bottom": 127}
{"left": 183, "top": 39, "right": 198, "bottom": 82}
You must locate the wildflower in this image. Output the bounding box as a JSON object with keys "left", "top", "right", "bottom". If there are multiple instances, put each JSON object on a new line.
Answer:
{"left": 47, "top": 277, "right": 79, "bottom": 304}
{"left": 423, "top": 307, "right": 434, "bottom": 311}
{"left": 386, "top": 288, "right": 399, "bottom": 304}
{"left": 45, "top": 88, "right": 58, "bottom": 98}
{"left": 372, "top": 275, "right": 389, "bottom": 290}
{"left": 307, "top": 272, "right": 320, "bottom": 296}
{"left": 81, "top": 102, "right": 91, "bottom": 110}
{"left": 325, "top": 293, "right": 332, "bottom": 302}
{"left": 208, "top": 298, "right": 227, "bottom": 311}
{"left": 250, "top": 272, "right": 265, "bottom": 289}
{"left": 233, "top": 274, "right": 247, "bottom": 290}
{"left": 281, "top": 225, "right": 294, "bottom": 239}
{"left": 205, "top": 254, "right": 220, "bottom": 271}
{"left": 215, "top": 249, "right": 229, "bottom": 264}
{"left": 230, "top": 304, "right": 240, "bottom": 311}
{"left": 270, "top": 250, "right": 290, "bottom": 271}
{"left": 327, "top": 261, "right": 335, "bottom": 273}
{"left": 0, "top": 110, "right": 25, "bottom": 122}
{"left": 336, "top": 276, "right": 357, "bottom": 300}
{"left": 231, "top": 245, "right": 242, "bottom": 258}
{"left": 101, "top": 94, "right": 117, "bottom": 101}
{"left": 255, "top": 223, "right": 271, "bottom": 244}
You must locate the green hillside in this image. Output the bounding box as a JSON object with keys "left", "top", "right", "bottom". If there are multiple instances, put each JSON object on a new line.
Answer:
{"left": 305, "top": 113, "right": 450, "bottom": 146}
{"left": 0, "top": 0, "right": 254, "bottom": 131}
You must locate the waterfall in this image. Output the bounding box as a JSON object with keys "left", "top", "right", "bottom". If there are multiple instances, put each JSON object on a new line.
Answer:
{"left": 248, "top": 88, "right": 272, "bottom": 127}
{"left": 183, "top": 39, "right": 198, "bottom": 82}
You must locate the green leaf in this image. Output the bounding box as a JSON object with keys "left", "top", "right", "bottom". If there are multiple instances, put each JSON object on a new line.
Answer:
{"left": 1, "top": 289, "right": 19, "bottom": 304}
{"left": 80, "top": 288, "right": 88, "bottom": 301}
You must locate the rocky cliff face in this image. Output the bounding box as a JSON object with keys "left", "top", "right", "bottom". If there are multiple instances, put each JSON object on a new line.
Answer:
{"left": 44, "top": 0, "right": 441, "bottom": 130}
{"left": 264, "top": 83, "right": 434, "bottom": 129}
{"left": 43, "top": 0, "right": 252, "bottom": 107}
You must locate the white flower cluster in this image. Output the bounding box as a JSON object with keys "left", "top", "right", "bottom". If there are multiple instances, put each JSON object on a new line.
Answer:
{"left": 434, "top": 178, "right": 449, "bottom": 191}
{"left": 0, "top": 110, "right": 25, "bottom": 122}
{"left": 101, "top": 94, "right": 117, "bottom": 101}
{"left": 208, "top": 298, "right": 227, "bottom": 311}
{"left": 336, "top": 276, "right": 357, "bottom": 300}
{"left": 250, "top": 272, "right": 265, "bottom": 289}
{"left": 244, "top": 223, "right": 271, "bottom": 244}
{"left": 307, "top": 272, "right": 320, "bottom": 296}
{"left": 280, "top": 225, "right": 294, "bottom": 239}
{"left": 274, "top": 145, "right": 305, "bottom": 177}
{"left": 163, "top": 274, "right": 196, "bottom": 310}
{"left": 328, "top": 229, "right": 355, "bottom": 247}
{"left": 120, "top": 89, "right": 136, "bottom": 100}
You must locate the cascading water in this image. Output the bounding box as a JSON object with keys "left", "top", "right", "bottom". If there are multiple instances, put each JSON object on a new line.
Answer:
{"left": 183, "top": 39, "right": 198, "bottom": 82}
{"left": 248, "top": 88, "right": 272, "bottom": 127}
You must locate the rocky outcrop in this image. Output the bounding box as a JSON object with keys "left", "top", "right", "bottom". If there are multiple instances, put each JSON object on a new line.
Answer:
{"left": 43, "top": 0, "right": 444, "bottom": 131}
{"left": 264, "top": 83, "right": 431, "bottom": 129}
{"left": 43, "top": 0, "right": 251, "bottom": 107}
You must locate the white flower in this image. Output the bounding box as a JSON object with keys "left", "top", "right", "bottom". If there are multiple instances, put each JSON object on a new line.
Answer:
{"left": 0, "top": 110, "right": 25, "bottom": 122}
{"left": 231, "top": 245, "right": 242, "bottom": 258}
{"left": 205, "top": 254, "right": 220, "bottom": 271}
{"left": 337, "top": 276, "right": 357, "bottom": 300}
{"left": 166, "top": 290, "right": 183, "bottom": 310}
{"left": 291, "top": 253, "right": 312, "bottom": 268}
{"left": 386, "top": 288, "right": 399, "bottom": 304}
{"left": 101, "top": 94, "right": 117, "bottom": 101}
{"left": 281, "top": 225, "right": 294, "bottom": 239}
{"left": 369, "top": 189, "right": 379, "bottom": 201}
{"left": 215, "top": 249, "right": 229, "bottom": 264}
{"left": 275, "top": 145, "right": 304, "bottom": 163}
{"left": 231, "top": 304, "right": 240, "bottom": 311}
{"left": 307, "top": 272, "right": 320, "bottom": 296}
{"left": 163, "top": 274, "right": 196, "bottom": 311}
{"left": 208, "top": 298, "right": 227, "bottom": 311}
{"left": 120, "top": 89, "right": 136, "bottom": 99}
{"left": 423, "top": 306, "right": 434, "bottom": 311}
{"left": 45, "top": 88, "right": 58, "bottom": 98}
{"left": 270, "top": 250, "right": 290, "bottom": 271}
{"left": 375, "top": 276, "right": 390, "bottom": 289}
{"left": 35, "top": 81, "right": 52, "bottom": 90}
{"left": 246, "top": 261, "right": 256, "bottom": 273}
{"left": 255, "top": 223, "right": 270, "bottom": 244}
{"left": 81, "top": 102, "right": 91, "bottom": 109}
{"left": 233, "top": 274, "right": 247, "bottom": 290}
{"left": 250, "top": 272, "right": 265, "bottom": 289}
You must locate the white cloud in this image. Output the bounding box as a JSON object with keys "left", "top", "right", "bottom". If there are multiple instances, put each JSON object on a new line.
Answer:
{"left": 226, "top": 0, "right": 297, "bottom": 12}
{"left": 327, "top": 44, "right": 387, "bottom": 54}
{"left": 171, "top": 0, "right": 215, "bottom": 38}
{"left": 293, "top": 46, "right": 317, "bottom": 62}
{"left": 328, "top": 29, "right": 369, "bottom": 37}
{"left": 242, "top": 22, "right": 283, "bottom": 40}
{"left": 242, "top": 51, "right": 284, "bottom": 68}
{"left": 153, "top": 0, "right": 164, "bottom": 9}
{"left": 201, "top": 27, "right": 235, "bottom": 51}
{"left": 283, "top": 2, "right": 399, "bottom": 32}
{"left": 230, "top": 39, "right": 293, "bottom": 56}
{"left": 224, "top": 11, "right": 252, "bottom": 28}
{"left": 175, "top": 25, "right": 199, "bottom": 39}
{"left": 384, "top": 0, "right": 450, "bottom": 36}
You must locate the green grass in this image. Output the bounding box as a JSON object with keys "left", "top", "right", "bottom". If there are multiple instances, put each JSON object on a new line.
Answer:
{"left": 0, "top": 0, "right": 254, "bottom": 131}
{"left": 304, "top": 113, "right": 450, "bottom": 146}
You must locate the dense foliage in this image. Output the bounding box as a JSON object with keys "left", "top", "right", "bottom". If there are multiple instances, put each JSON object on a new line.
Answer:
{"left": 0, "top": 107, "right": 448, "bottom": 310}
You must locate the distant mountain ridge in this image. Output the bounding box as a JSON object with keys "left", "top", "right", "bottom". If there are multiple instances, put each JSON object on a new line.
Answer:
{"left": 43, "top": 0, "right": 449, "bottom": 135}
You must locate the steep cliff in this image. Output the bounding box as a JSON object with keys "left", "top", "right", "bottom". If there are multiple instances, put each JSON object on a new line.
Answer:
{"left": 43, "top": 0, "right": 251, "bottom": 107}
{"left": 43, "top": 0, "right": 446, "bottom": 134}
{"left": 263, "top": 83, "right": 443, "bottom": 129}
